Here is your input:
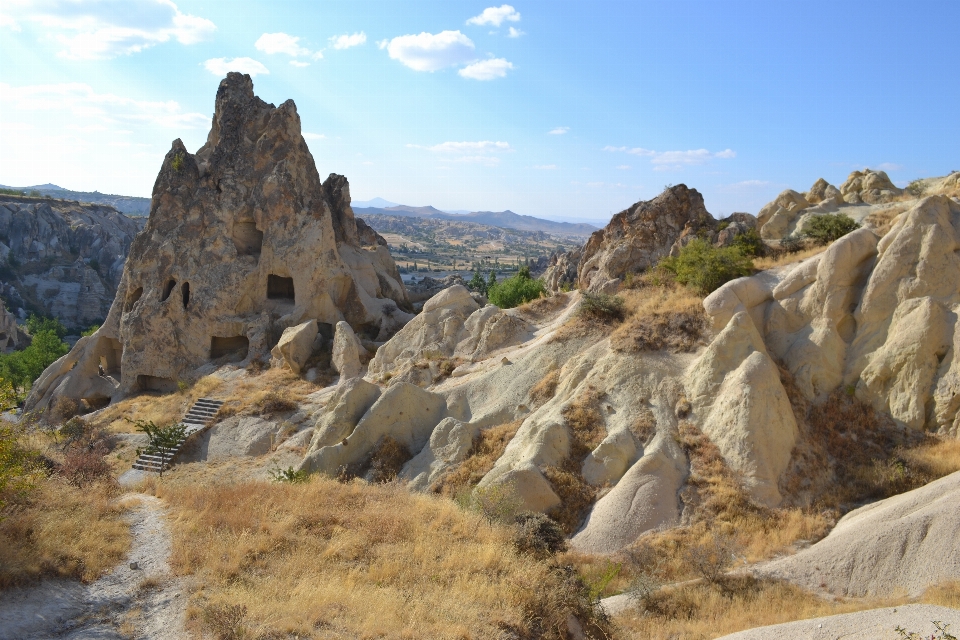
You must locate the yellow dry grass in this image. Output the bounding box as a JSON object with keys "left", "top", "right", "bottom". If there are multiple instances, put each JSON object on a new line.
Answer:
{"left": 610, "top": 284, "right": 706, "bottom": 353}
{"left": 153, "top": 476, "right": 572, "bottom": 639}
{"left": 87, "top": 374, "right": 226, "bottom": 434}
{"left": 431, "top": 420, "right": 522, "bottom": 496}
{"left": 753, "top": 245, "right": 826, "bottom": 271}
{"left": 529, "top": 368, "right": 560, "bottom": 406}
{"left": 615, "top": 576, "right": 904, "bottom": 640}
{"left": 0, "top": 478, "right": 130, "bottom": 588}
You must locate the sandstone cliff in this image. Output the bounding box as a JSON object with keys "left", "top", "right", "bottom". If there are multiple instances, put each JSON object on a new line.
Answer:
{"left": 25, "top": 73, "right": 410, "bottom": 411}
{"left": 0, "top": 195, "right": 143, "bottom": 329}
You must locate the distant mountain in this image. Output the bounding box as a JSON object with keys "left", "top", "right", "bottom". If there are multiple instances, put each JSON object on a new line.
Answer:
{"left": 352, "top": 197, "right": 399, "bottom": 208}
{"left": 0, "top": 183, "right": 151, "bottom": 216}
{"left": 353, "top": 203, "right": 598, "bottom": 238}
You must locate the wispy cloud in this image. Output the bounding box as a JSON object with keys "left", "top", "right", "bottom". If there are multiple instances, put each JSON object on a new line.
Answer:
{"left": 0, "top": 82, "right": 209, "bottom": 129}
{"left": 384, "top": 30, "right": 475, "bottom": 71}
{"left": 329, "top": 31, "right": 366, "bottom": 49}
{"left": 203, "top": 57, "right": 269, "bottom": 77}
{"left": 408, "top": 140, "right": 510, "bottom": 166}
{"left": 603, "top": 145, "right": 736, "bottom": 169}
{"left": 467, "top": 5, "right": 521, "bottom": 27}
{"left": 255, "top": 32, "right": 322, "bottom": 65}
{"left": 548, "top": 126, "right": 569, "bottom": 135}
{"left": 507, "top": 26, "right": 525, "bottom": 38}
{"left": 6, "top": 0, "right": 215, "bottom": 60}
{"left": 458, "top": 58, "right": 514, "bottom": 80}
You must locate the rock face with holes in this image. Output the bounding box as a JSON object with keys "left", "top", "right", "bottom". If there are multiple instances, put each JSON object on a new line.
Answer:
{"left": 0, "top": 195, "right": 144, "bottom": 329}
{"left": 25, "top": 73, "right": 410, "bottom": 411}
{"left": 0, "top": 301, "right": 29, "bottom": 353}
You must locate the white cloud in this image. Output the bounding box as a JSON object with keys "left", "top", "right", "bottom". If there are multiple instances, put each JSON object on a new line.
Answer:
{"left": 0, "top": 13, "right": 21, "bottom": 31}
{"left": 377, "top": 39, "right": 388, "bottom": 49}
{"left": 458, "top": 58, "right": 514, "bottom": 80}
{"left": 203, "top": 57, "right": 269, "bottom": 77}
{"left": 507, "top": 26, "right": 525, "bottom": 38}
{"left": 289, "top": 60, "right": 309, "bottom": 67}
{"left": 412, "top": 141, "right": 511, "bottom": 153}
{"left": 329, "top": 31, "right": 366, "bottom": 49}
{"left": 875, "top": 162, "right": 903, "bottom": 172}
{"left": 467, "top": 5, "right": 521, "bottom": 27}
{"left": 9, "top": 0, "right": 215, "bottom": 60}
{"left": 385, "top": 31, "right": 475, "bottom": 71}
{"left": 256, "top": 32, "right": 309, "bottom": 56}
{"left": 302, "top": 132, "right": 326, "bottom": 140}
{"left": 534, "top": 164, "right": 557, "bottom": 170}
{"left": 603, "top": 145, "right": 736, "bottom": 167}
{"left": 0, "top": 81, "right": 209, "bottom": 130}
{"left": 548, "top": 126, "right": 569, "bottom": 135}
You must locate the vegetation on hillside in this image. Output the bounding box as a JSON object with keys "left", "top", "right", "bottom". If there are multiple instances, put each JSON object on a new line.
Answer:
{"left": 488, "top": 265, "right": 548, "bottom": 308}
{"left": 0, "top": 315, "right": 70, "bottom": 400}
{"left": 659, "top": 239, "right": 754, "bottom": 295}
{"left": 804, "top": 212, "right": 860, "bottom": 245}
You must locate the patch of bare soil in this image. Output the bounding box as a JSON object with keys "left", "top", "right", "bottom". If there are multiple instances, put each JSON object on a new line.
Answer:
{"left": 0, "top": 494, "right": 186, "bottom": 640}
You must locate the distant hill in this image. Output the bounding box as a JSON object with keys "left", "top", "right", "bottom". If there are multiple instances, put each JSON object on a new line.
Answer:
{"left": 354, "top": 204, "right": 598, "bottom": 238}
{"left": 0, "top": 183, "right": 151, "bottom": 216}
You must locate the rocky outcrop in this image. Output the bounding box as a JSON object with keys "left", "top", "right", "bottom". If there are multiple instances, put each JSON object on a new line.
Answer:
{"left": 840, "top": 168, "right": 902, "bottom": 204}
{"left": 25, "top": 73, "right": 411, "bottom": 411}
{"left": 757, "top": 470, "right": 960, "bottom": 597}
{"left": 0, "top": 301, "right": 29, "bottom": 352}
{"left": 332, "top": 321, "right": 363, "bottom": 380}
{"left": 544, "top": 186, "right": 759, "bottom": 293}
{"left": 271, "top": 319, "right": 318, "bottom": 374}
{"left": 578, "top": 186, "right": 714, "bottom": 293}
{"left": 0, "top": 196, "right": 144, "bottom": 328}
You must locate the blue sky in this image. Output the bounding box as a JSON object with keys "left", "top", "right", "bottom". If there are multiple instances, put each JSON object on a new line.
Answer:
{"left": 1, "top": 0, "right": 958, "bottom": 224}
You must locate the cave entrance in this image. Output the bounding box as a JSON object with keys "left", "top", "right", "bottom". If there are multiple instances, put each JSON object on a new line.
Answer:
{"left": 124, "top": 286, "right": 143, "bottom": 313}
{"left": 210, "top": 335, "right": 249, "bottom": 362}
{"left": 267, "top": 275, "right": 295, "bottom": 301}
{"left": 232, "top": 221, "right": 263, "bottom": 258}
{"left": 136, "top": 375, "right": 178, "bottom": 394}
{"left": 161, "top": 279, "right": 177, "bottom": 302}
{"left": 182, "top": 282, "right": 190, "bottom": 309}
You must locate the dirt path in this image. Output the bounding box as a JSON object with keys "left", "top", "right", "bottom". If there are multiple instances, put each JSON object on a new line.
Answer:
{"left": 0, "top": 494, "right": 188, "bottom": 640}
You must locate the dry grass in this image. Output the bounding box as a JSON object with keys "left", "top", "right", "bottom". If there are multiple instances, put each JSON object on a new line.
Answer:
{"left": 615, "top": 576, "right": 902, "bottom": 640}
{"left": 87, "top": 375, "right": 226, "bottom": 434}
{"left": 542, "top": 388, "right": 608, "bottom": 534}
{"left": 0, "top": 478, "right": 130, "bottom": 588}
{"left": 515, "top": 291, "right": 571, "bottom": 323}
{"left": 153, "top": 476, "right": 595, "bottom": 639}
{"left": 529, "top": 368, "right": 560, "bottom": 406}
{"left": 752, "top": 245, "right": 825, "bottom": 271}
{"left": 610, "top": 285, "right": 706, "bottom": 353}
{"left": 431, "top": 420, "right": 522, "bottom": 496}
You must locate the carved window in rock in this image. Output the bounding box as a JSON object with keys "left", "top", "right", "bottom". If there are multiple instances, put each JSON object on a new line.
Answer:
{"left": 161, "top": 279, "right": 177, "bottom": 302}
{"left": 210, "top": 335, "right": 249, "bottom": 362}
{"left": 232, "top": 221, "right": 263, "bottom": 258}
{"left": 267, "top": 275, "right": 295, "bottom": 301}
{"left": 182, "top": 282, "right": 190, "bottom": 309}
{"left": 124, "top": 286, "right": 143, "bottom": 313}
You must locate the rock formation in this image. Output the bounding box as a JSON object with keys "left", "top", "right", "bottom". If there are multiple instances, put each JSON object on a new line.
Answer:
{"left": 25, "top": 73, "right": 410, "bottom": 411}
{"left": 0, "top": 195, "right": 143, "bottom": 328}
{"left": 543, "top": 185, "right": 759, "bottom": 293}
{"left": 0, "top": 300, "right": 29, "bottom": 353}
{"left": 839, "top": 168, "right": 902, "bottom": 204}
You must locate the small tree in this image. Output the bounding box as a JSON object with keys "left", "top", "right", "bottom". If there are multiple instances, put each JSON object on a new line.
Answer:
{"left": 804, "top": 213, "right": 860, "bottom": 246}
{"left": 469, "top": 269, "right": 488, "bottom": 295}
{"left": 659, "top": 239, "right": 754, "bottom": 295}
{"left": 488, "top": 266, "right": 547, "bottom": 309}
{"left": 133, "top": 419, "right": 187, "bottom": 477}
{"left": 487, "top": 270, "right": 497, "bottom": 290}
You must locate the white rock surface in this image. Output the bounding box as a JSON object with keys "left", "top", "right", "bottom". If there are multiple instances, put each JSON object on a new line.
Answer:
{"left": 756, "top": 470, "right": 960, "bottom": 597}
{"left": 400, "top": 417, "right": 480, "bottom": 490}
{"left": 332, "top": 320, "right": 363, "bottom": 380}
{"left": 271, "top": 319, "right": 318, "bottom": 374}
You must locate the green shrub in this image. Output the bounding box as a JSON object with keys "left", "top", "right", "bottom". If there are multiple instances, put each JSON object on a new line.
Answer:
{"left": 906, "top": 179, "right": 926, "bottom": 197}
{"left": 0, "top": 325, "right": 69, "bottom": 397}
{"left": 578, "top": 292, "right": 625, "bottom": 321}
{"left": 468, "top": 269, "right": 488, "bottom": 296}
{"left": 659, "top": 239, "right": 754, "bottom": 295}
{"left": 26, "top": 314, "right": 67, "bottom": 339}
{"left": 513, "top": 511, "right": 566, "bottom": 558}
{"left": 269, "top": 465, "right": 308, "bottom": 484}
{"left": 803, "top": 213, "right": 860, "bottom": 246}
{"left": 779, "top": 235, "right": 804, "bottom": 253}
{"left": 488, "top": 266, "right": 546, "bottom": 309}
{"left": 730, "top": 228, "right": 766, "bottom": 257}
{"left": 81, "top": 324, "right": 100, "bottom": 337}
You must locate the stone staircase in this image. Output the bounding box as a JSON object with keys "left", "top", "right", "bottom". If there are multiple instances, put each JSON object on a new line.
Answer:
{"left": 131, "top": 397, "right": 224, "bottom": 473}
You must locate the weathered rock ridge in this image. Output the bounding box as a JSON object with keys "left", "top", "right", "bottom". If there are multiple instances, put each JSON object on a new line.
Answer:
{"left": 544, "top": 185, "right": 759, "bottom": 293}
{"left": 0, "top": 195, "right": 144, "bottom": 328}
{"left": 25, "top": 73, "right": 410, "bottom": 411}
